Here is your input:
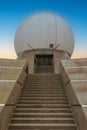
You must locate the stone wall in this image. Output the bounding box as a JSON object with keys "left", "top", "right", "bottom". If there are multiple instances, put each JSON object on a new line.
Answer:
{"left": 18, "top": 49, "right": 70, "bottom": 74}
{"left": 0, "top": 59, "right": 28, "bottom": 130}
{"left": 59, "top": 58, "right": 87, "bottom": 130}
{"left": 18, "top": 51, "right": 35, "bottom": 74}
{"left": 54, "top": 51, "right": 70, "bottom": 73}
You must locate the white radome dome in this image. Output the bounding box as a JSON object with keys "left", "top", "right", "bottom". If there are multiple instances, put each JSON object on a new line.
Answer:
{"left": 14, "top": 12, "right": 74, "bottom": 56}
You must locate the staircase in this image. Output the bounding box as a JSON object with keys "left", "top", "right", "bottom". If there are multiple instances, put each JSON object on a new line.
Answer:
{"left": 36, "top": 65, "right": 53, "bottom": 73}
{"left": 8, "top": 72, "right": 78, "bottom": 130}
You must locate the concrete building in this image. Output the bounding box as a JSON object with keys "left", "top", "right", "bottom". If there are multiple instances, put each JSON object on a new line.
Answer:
{"left": 0, "top": 12, "right": 87, "bottom": 130}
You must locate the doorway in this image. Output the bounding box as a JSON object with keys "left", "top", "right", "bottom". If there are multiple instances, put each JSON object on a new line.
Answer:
{"left": 36, "top": 55, "right": 53, "bottom": 66}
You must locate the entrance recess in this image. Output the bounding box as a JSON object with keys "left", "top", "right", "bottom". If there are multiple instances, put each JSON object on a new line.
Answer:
{"left": 36, "top": 55, "right": 53, "bottom": 66}
{"left": 35, "top": 55, "right": 53, "bottom": 73}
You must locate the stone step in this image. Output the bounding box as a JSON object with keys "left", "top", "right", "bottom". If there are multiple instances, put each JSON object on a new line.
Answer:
{"left": 15, "top": 108, "right": 71, "bottom": 113}
{"left": 11, "top": 117, "right": 75, "bottom": 124}
{"left": 27, "top": 79, "right": 61, "bottom": 81}
{"left": 22, "top": 90, "right": 65, "bottom": 92}
{"left": 7, "top": 73, "right": 78, "bottom": 130}
{"left": 9, "top": 123, "right": 77, "bottom": 130}
{"left": 19, "top": 96, "right": 67, "bottom": 100}
{"left": 22, "top": 90, "right": 65, "bottom": 93}
{"left": 18, "top": 100, "right": 68, "bottom": 104}
{"left": 21, "top": 93, "right": 65, "bottom": 95}
{"left": 24, "top": 86, "right": 63, "bottom": 88}
{"left": 20, "top": 94, "right": 66, "bottom": 97}
{"left": 25, "top": 81, "right": 62, "bottom": 83}
{"left": 27, "top": 80, "right": 61, "bottom": 82}
{"left": 19, "top": 97, "right": 68, "bottom": 100}
{"left": 23, "top": 88, "right": 64, "bottom": 91}
{"left": 27, "top": 76, "right": 61, "bottom": 78}
{"left": 25, "top": 84, "right": 63, "bottom": 86}
{"left": 18, "top": 100, "right": 68, "bottom": 103}
{"left": 16, "top": 104, "right": 70, "bottom": 108}
{"left": 13, "top": 112, "right": 73, "bottom": 118}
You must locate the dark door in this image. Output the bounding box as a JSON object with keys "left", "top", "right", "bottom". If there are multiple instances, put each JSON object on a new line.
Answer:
{"left": 36, "top": 55, "right": 53, "bottom": 66}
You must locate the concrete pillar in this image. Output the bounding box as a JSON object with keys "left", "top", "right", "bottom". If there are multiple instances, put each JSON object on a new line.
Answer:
{"left": 54, "top": 51, "right": 70, "bottom": 73}
{"left": 18, "top": 51, "right": 35, "bottom": 74}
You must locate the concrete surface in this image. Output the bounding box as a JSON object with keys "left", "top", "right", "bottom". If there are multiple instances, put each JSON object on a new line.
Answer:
{"left": 60, "top": 58, "right": 87, "bottom": 130}
{"left": 0, "top": 59, "right": 28, "bottom": 130}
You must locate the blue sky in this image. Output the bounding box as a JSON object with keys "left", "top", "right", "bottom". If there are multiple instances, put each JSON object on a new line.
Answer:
{"left": 0, "top": 0, "right": 87, "bottom": 59}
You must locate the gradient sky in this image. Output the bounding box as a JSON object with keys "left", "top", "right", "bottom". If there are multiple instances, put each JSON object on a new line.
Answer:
{"left": 0, "top": 0, "right": 87, "bottom": 59}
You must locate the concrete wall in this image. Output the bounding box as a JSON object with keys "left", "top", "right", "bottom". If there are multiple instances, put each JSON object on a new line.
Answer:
{"left": 0, "top": 59, "right": 28, "bottom": 130}
{"left": 18, "top": 49, "right": 70, "bottom": 74}
{"left": 18, "top": 51, "right": 35, "bottom": 74}
{"left": 54, "top": 51, "right": 70, "bottom": 73}
{"left": 59, "top": 58, "right": 87, "bottom": 130}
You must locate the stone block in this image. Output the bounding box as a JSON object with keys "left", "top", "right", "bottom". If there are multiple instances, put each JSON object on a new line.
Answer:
{"left": 27, "top": 59, "right": 34, "bottom": 74}
{"left": 66, "top": 81, "right": 87, "bottom": 105}
{"left": 61, "top": 69, "right": 70, "bottom": 85}
{"left": 59, "top": 58, "right": 87, "bottom": 130}
{"left": 0, "top": 105, "right": 14, "bottom": 130}
{"left": 0, "top": 58, "right": 27, "bottom": 67}
{"left": 59, "top": 61, "right": 64, "bottom": 73}
{"left": 54, "top": 51, "right": 70, "bottom": 73}
{"left": 72, "top": 106, "right": 87, "bottom": 130}
{"left": 18, "top": 69, "right": 27, "bottom": 86}
{"left": 6, "top": 82, "right": 22, "bottom": 105}
{"left": 61, "top": 58, "right": 87, "bottom": 67}
{"left": 65, "top": 82, "right": 80, "bottom": 105}
{"left": 72, "top": 59, "right": 87, "bottom": 66}
{"left": 0, "top": 68, "right": 21, "bottom": 80}
{"left": 64, "top": 67, "right": 87, "bottom": 81}
{"left": 0, "top": 82, "right": 22, "bottom": 105}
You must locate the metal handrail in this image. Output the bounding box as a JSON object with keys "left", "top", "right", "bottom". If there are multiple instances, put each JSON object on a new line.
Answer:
{"left": 27, "top": 44, "right": 34, "bottom": 50}
{"left": 54, "top": 43, "right": 71, "bottom": 57}
{"left": 54, "top": 43, "right": 63, "bottom": 50}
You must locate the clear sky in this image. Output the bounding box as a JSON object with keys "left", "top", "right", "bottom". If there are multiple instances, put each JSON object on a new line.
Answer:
{"left": 0, "top": 0, "right": 87, "bottom": 59}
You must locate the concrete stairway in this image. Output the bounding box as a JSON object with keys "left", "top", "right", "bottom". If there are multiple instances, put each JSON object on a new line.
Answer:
{"left": 36, "top": 65, "right": 54, "bottom": 73}
{"left": 8, "top": 73, "right": 78, "bottom": 130}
